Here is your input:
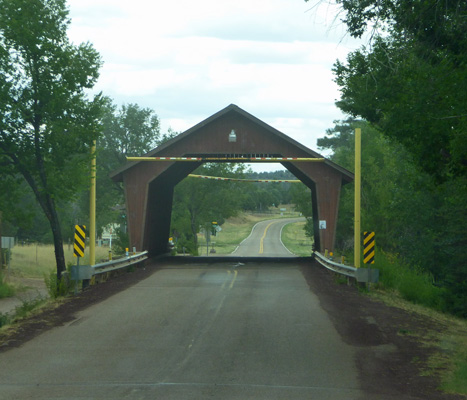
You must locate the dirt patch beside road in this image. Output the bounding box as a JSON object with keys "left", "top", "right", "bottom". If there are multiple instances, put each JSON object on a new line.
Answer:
{"left": 300, "top": 263, "right": 464, "bottom": 400}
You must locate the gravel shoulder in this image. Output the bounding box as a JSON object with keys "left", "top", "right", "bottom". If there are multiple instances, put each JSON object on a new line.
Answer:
{"left": 300, "top": 264, "right": 465, "bottom": 400}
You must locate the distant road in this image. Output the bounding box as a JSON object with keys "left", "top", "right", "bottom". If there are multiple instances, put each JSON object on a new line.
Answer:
{"left": 231, "top": 217, "right": 305, "bottom": 257}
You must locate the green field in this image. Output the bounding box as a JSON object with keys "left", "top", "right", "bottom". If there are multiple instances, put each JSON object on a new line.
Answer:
{"left": 7, "top": 244, "right": 111, "bottom": 279}
{"left": 281, "top": 221, "right": 313, "bottom": 256}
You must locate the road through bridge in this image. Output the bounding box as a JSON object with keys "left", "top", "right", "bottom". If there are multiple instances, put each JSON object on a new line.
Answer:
{"left": 231, "top": 217, "right": 304, "bottom": 257}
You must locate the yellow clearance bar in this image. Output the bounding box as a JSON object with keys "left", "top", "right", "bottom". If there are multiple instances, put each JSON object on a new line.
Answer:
{"left": 126, "top": 156, "right": 325, "bottom": 163}
{"left": 188, "top": 174, "right": 301, "bottom": 183}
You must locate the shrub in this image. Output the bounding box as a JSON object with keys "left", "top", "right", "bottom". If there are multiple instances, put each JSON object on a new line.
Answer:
{"left": 113, "top": 229, "right": 129, "bottom": 256}
{"left": 377, "top": 249, "right": 446, "bottom": 312}
{"left": 44, "top": 263, "right": 74, "bottom": 298}
{"left": 14, "top": 298, "right": 46, "bottom": 319}
{"left": 0, "top": 312, "right": 10, "bottom": 328}
{"left": 0, "top": 271, "right": 15, "bottom": 299}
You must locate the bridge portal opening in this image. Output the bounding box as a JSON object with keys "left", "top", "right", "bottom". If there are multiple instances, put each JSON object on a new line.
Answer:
{"left": 110, "top": 105, "right": 353, "bottom": 257}
{"left": 168, "top": 162, "right": 313, "bottom": 258}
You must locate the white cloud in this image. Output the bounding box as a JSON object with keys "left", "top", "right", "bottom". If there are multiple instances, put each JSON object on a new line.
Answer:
{"left": 67, "top": 0, "right": 361, "bottom": 172}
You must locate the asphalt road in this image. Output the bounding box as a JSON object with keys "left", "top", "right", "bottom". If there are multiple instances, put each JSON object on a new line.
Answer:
{"left": 231, "top": 217, "right": 305, "bottom": 257}
{"left": 0, "top": 217, "right": 455, "bottom": 400}
{"left": 0, "top": 262, "right": 373, "bottom": 400}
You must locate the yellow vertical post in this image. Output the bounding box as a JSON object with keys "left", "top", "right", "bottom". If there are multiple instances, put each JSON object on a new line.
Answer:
{"left": 89, "top": 140, "right": 96, "bottom": 266}
{"left": 354, "top": 128, "right": 361, "bottom": 268}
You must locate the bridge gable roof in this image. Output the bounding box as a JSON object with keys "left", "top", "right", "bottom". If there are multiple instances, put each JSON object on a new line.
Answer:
{"left": 110, "top": 104, "right": 353, "bottom": 182}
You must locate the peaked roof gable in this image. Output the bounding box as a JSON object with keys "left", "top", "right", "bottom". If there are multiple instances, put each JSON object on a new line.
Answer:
{"left": 111, "top": 104, "right": 353, "bottom": 182}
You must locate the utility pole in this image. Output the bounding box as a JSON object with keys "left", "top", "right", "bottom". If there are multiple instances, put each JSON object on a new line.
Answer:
{"left": 89, "top": 140, "right": 96, "bottom": 266}
{"left": 354, "top": 128, "right": 361, "bottom": 268}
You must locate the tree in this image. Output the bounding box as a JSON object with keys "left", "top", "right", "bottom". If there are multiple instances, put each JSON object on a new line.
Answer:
{"left": 171, "top": 163, "right": 248, "bottom": 254}
{"left": 319, "top": 119, "right": 437, "bottom": 256}
{"left": 289, "top": 182, "right": 314, "bottom": 240}
{"left": 313, "top": 0, "right": 467, "bottom": 180}
{"left": 318, "top": 119, "right": 467, "bottom": 316}
{"left": 309, "top": 0, "right": 467, "bottom": 315}
{"left": 0, "top": 0, "right": 103, "bottom": 278}
{"left": 328, "top": 0, "right": 466, "bottom": 52}
{"left": 95, "top": 100, "right": 179, "bottom": 237}
{"left": 242, "top": 170, "right": 296, "bottom": 211}
{"left": 99, "top": 100, "right": 161, "bottom": 171}
{"left": 333, "top": 37, "right": 466, "bottom": 180}
{"left": 317, "top": 118, "right": 356, "bottom": 153}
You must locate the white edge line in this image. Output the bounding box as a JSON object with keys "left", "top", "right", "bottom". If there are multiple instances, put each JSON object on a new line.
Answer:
{"left": 280, "top": 221, "right": 298, "bottom": 256}
{"left": 231, "top": 220, "right": 263, "bottom": 254}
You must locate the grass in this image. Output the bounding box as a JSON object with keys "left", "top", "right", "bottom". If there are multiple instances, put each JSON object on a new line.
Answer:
{"left": 370, "top": 288, "right": 467, "bottom": 395}
{"left": 8, "top": 243, "right": 112, "bottom": 279}
{"left": 0, "top": 271, "right": 16, "bottom": 298}
{"left": 366, "top": 248, "right": 466, "bottom": 395}
{"left": 438, "top": 325, "right": 467, "bottom": 395}
{"left": 374, "top": 248, "right": 446, "bottom": 311}
{"left": 281, "top": 221, "right": 313, "bottom": 256}
{"left": 0, "top": 296, "right": 49, "bottom": 328}
{"left": 0, "top": 243, "right": 112, "bottom": 327}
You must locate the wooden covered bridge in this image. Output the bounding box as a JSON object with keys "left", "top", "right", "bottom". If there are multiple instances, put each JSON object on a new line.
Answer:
{"left": 110, "top": 104, "right": 353, "bottom": 256}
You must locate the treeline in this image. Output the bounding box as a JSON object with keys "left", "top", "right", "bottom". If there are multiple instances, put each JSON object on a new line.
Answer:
{"left": 2, "top": 161, "right": 296, "bottom": 245}
{"left": 170, "top": 166, "right": 297, "bottom": 255}
{"left": 321, "top": 120, "right": 466, "bottom": 317}
{"left": 0, "top": 102, "right": 168, "bottom": 254}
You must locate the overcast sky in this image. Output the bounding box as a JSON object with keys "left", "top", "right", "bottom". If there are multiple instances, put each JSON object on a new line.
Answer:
{"left": 67, "top": 0, "right": 361, "bottom": 172}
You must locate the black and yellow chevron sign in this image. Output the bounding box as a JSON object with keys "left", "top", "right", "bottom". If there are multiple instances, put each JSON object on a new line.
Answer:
{"left": 73, "top": 225, "right": 86, "bottom": 258}
{"left": 363, "top": 231, "right": 375, "bottom": 264}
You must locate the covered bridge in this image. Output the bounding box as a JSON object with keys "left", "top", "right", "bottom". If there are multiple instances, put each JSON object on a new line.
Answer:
{"left": 110, "top": 104, "right": 353, "bottom": 256}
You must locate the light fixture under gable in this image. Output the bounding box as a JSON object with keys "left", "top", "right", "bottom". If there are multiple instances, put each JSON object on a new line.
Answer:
{"left": 229, "top": 129, "right": 237, "bottom": 142}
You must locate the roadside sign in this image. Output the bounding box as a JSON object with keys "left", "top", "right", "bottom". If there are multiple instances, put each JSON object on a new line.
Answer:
{"left": 363, "top": 231, "right": 375, "bottom": 264}
{"left": 1, "top": 237, "right": 14, "bottom": 249}
{"left": 73, "top": 225, "right": 86, "bottom": 258}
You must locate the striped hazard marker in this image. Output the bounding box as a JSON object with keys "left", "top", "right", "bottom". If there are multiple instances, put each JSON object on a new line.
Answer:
{"left": 73, "top": 225, "right": 86, "bottom": 258}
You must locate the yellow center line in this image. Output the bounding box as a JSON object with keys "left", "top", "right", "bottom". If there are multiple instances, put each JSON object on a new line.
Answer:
{"left": 229, "top": 270, "right": 238, "bottom": 289}
{"left": 259, "top": 222, "right": 275, "bottom": 254}
{"left": 221, "top": 270, "right": 231, "bottom": 289}
{"left": 220, "top": 269, "right": 238, "bottom": 289}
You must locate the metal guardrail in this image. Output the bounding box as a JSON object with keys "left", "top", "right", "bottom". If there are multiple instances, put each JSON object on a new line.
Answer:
{"left": 313, "top": 251, "right": 379, "bottom": 283}
{"left": 71, "top": 251, "right": 149, "bottom": 281}
{"left": 92, "top": 251, "right": 149, "bottom": 276}
{"left": 313, "top": 251, "right": 356, "bottom": 277}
